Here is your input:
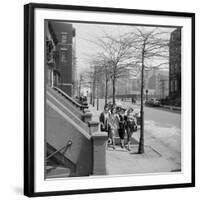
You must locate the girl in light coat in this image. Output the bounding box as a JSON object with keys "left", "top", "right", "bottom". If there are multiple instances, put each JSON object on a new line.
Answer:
{"left": 108, "top": 106, "right": 119, "bottom": 149}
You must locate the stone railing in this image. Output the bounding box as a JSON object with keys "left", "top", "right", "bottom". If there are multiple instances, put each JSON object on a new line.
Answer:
{"left": 88, "top": 121, "right": 107, "bottom": 175}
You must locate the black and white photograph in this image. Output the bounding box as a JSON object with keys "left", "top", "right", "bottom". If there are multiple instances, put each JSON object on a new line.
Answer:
{"left": 23, "top": 3, "right": 195, "bottom": 196}
{"left": 45, "top": 20, "right": 182, "bottom": 178}
{"left": 0, "top": 0, "right": 199, "bottom": 199}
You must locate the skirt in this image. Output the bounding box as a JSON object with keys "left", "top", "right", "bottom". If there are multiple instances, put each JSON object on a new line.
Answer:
{"left": 118, "top": 128, "right": 125, "bottom": 139}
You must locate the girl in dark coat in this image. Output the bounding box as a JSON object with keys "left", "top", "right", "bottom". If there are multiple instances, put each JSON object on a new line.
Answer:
{"left": 99, "top": 104, "right": 110, "bottom": 132}
{"left": 99, "top": 104, "right": 111, "bottom": 147}
{"left": 118, "top": 109, "right": 126, "bottom": 148}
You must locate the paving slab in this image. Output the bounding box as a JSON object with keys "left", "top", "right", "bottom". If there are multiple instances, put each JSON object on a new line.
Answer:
{"left": 106, "top": 145, "right": 180, "bottom": 175}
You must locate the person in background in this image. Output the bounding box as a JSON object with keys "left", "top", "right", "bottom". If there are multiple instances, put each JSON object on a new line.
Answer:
{"left": 131, "top": 97, "right": 136, "bottom": 104}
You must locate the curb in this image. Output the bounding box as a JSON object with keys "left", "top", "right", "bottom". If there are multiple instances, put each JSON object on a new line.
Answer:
{"left": 161, "top": 105, "right": 181, "bottom": 111}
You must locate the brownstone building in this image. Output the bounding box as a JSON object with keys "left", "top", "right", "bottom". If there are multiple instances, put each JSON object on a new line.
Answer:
{"left": 45, "top": 20, "right": 76, "bottom": 96}
{"left": 169, "top": 28, "right": 181, "bottom": 106}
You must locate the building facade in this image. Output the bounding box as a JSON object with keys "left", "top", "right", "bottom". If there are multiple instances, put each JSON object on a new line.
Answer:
{"left": 107, "top": 70, "right": 140, "bottom": 99}
{"left": 157, "top": 72, "right": 169, "bottom": 99}
{"left": 143, "top": 69, "right": 169, "bottom": 99}
{"left": 109, "top": 68, "right": 169, "bottom": 100}
{"left": 45, "top": 20, "right": 76, "bottom": 96}
{"left": 169, "top": 28, "right": 181, "bottom": 105}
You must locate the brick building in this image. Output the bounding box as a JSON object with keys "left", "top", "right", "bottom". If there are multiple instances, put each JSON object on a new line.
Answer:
{"left": 169, "top": 28, "right": 181, "bottom": 105}
{"left": 45, "top": 20, "right": 76, "bottom": 96}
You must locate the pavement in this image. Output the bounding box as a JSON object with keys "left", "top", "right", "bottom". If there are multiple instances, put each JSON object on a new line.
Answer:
{"left": 89, "top": 99, "right": 181, "bottom": 175}
{"left": 106, "top": 145, "right": 179, "bottom": 175}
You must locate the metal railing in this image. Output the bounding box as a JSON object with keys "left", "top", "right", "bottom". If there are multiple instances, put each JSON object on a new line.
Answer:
{"left": 46, "top": 140, "right": 72, "bottom": 161}
{"left": 53, "top": 86, "right": 88, "bottom": 111}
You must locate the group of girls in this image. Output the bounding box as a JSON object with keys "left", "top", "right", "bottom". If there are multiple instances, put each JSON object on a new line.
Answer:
{"left": 99, "top": 104, "right": 138, "bottom": 151}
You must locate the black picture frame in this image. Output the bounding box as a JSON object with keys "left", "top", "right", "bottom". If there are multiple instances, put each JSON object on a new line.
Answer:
{"left": 24, "top": 3, "right": 195, "bottom": 197}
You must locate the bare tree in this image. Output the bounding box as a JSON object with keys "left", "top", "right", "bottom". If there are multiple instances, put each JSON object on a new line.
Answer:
{"left": 80, "top": 64, "right": 101, "bottom": 107}
{"left": 87, "top": 31, "right": 136, "bottom": 105}
{"left": 103, "top": 60, "right": 110, "bottom": 105}
{"left": 127, "top": 27, "right": 171, "bottom": 154}
{"left": 90, "top": 56, "right": 112, "bottom": 105}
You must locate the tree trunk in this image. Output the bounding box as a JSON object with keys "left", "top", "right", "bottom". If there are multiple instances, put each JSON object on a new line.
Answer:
{"left": 90, "top": 82, "right": 93, "bottom": 104}
{"left": 97, "top": 97, "right": 99, "bottom": 110}
{"left": 97, "top": 83, "right": 99, "bottom": 110}
{"left": 92, "top": 80, "right": 96, "bottom": 107}
{"left": 138, "top": 48, "right": 145, "bottom": 154}
{"left": 105, "top": 77, "right": 108, "bottom": 106}
{"left": 112, "top": 77, "right": 116, "bottom": 105}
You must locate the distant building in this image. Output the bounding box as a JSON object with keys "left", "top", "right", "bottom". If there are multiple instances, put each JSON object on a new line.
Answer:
{"left": 113, "top": 71, "right": 140, "bottom": 99}
{"left": 169, "top": 28, "right": 181, "bottom": 105}
{"left": 104, "top": 67, "right": 169, "bottom": 100}
{"left": 147, "top": 70, "right": 156, "bottom": 90}
{"left": 144, "top": 69, "right": 169, "bottom": 99}
{"left": 72, "top": 34, "right": 78, "bottom": 97}
{"left": 157, "top": 72, "right": 169, "bottom": 99}
{"left": 113, "top": 68, "right": 169, "bottom": 99}
{"left": 45, "top": 20, "right": 76, "bottom": 96}
{"left": 116, "top": 78, "right": 133, "bottom": 95}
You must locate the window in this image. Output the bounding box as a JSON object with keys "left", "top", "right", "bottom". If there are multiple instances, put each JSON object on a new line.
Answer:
{"left": 174, "top": 63, "right": 177, "bottom": 72}
{"left": 60, "top": 51, "right": 67, "bottom": 63}
{"left": 171, "top": 64, "right": 174, "bottom": 74}
{"left": 61, "top": 32, "right": 68, "bottom": 44}
{"left": 174, "top": 80, "right": 178, "bottom": 92}
{"left": 171, "top": 80, "right": 174, "bottom": 92}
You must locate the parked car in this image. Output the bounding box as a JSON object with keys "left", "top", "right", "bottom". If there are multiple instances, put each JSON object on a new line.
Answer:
{"left": 145, "top": 98, "right": 161, "bottom": 107}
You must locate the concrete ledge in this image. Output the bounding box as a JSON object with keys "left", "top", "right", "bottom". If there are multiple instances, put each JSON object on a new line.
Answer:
{"left": 88, "top": 121, "right": 99, "bottom": 135}
{"left": 81, "top": 112, "right": 92, "bottom": 123}
{"left": 92, "top": 131, "right": 107, "bottom": 138}
{"left": 92, "top": 131, "right": 107, "bottom": 175}
{"left": 162, "top": 105, "right": 181, "bottom": 111}
{"left": 83, "top": 109, "right": 90, "bottom": 113}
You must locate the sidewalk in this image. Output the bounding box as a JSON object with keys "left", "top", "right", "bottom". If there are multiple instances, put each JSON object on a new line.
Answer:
{"left": 89, "top": 103, "right": 181, "bottom": 175}
{"left": 106, "top": 145, "right": 179, "bottom": 175}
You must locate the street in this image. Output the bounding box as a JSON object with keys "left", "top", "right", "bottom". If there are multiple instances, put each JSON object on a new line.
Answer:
{"left": 89, "top": 98, "right": 181, "bottom": 174}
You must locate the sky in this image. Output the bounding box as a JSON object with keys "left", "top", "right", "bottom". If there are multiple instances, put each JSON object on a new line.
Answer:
{"left": 71, "top": 22, "right": 176, "bottom": 78}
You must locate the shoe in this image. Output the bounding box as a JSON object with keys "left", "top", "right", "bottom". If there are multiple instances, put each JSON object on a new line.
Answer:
{"left": 126, "top": 146, "right": 131, "bottom": 151}
{"left": 108, "top": 139, "right": 112, "bottom": 144}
